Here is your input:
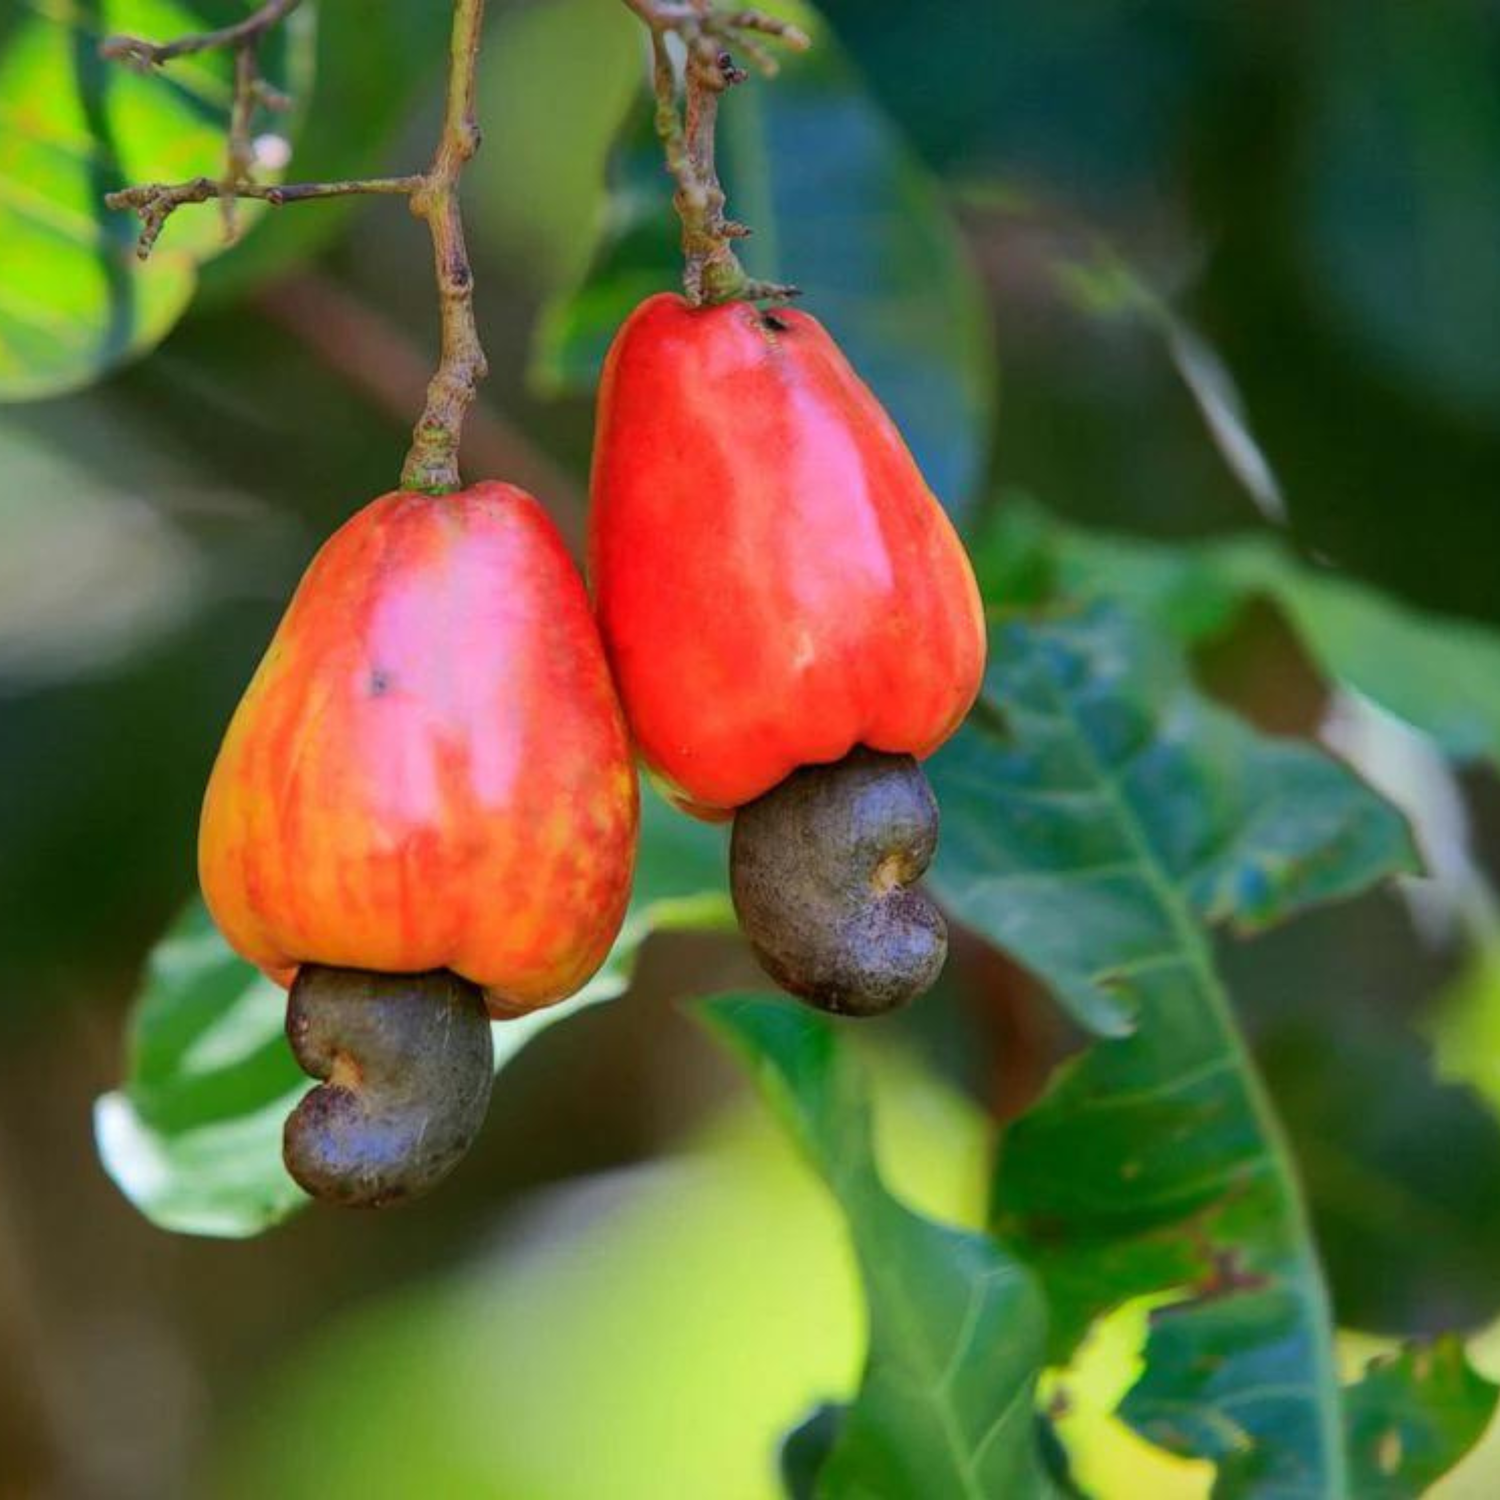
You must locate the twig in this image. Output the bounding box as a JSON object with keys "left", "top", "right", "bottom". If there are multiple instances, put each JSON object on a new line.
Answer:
{"left": 222, "top": 42, "right": 257, "bottom": 239}
{"left": 105, "top": 176, "right": 423, "bottom": 259}
{"left": 399, "top": 0, "right": 488, "bottom": 492}
{"left": 105, "top": 1, "right": 492, "bottom": 495}
{"left": 621, "top": 1, "right": 808, "bottom": 305}
{"left": 100, "top": 0, "right": 304, "bottom": 66}
{"left": 102, "top": 1, "right": 305, "bottom": 244}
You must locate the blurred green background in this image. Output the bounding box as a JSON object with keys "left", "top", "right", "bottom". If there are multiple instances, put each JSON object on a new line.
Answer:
{"left": 3, "top": 1, "right": 1500, "bottom": 1496}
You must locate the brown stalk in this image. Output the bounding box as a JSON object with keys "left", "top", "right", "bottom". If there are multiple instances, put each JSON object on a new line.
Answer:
{"left": 620, "top": 1, "right": 808, "bottom": 304}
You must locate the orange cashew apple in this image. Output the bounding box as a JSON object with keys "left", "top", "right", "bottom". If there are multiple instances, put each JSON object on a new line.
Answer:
{"left": 200, "top": 482, "right": 637, "bottom": 1205}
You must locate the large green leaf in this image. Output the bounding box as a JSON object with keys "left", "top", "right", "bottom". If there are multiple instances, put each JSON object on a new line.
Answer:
{"left": 977, "top": 496, "right": 1500, "bottom": 771}
{"left": 926, "top": 606, "right": 1415, "bottom": 1493}
{"left": 701, "top": 993, "right": 1051, "bottom": 1499}
{"left": 929, "top": 604, "right": 1415, "bottom": 1038}
{"left": 531, "top": 0, "right": 994, "bottom": 519}
{"left": 95, "top": 781, "right": 733, "bottom": 1237}
{"left": 979, "top": 503, "right": 1500, "bottom": 1333}
{"left": 0, "top": 0, "right": 315, "bottom": 400}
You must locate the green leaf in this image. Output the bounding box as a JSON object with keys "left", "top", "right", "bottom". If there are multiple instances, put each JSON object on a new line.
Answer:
{"left": 1233, "top": 554, "right": 1500, "bottom": 771}
{"left": 531, "top": 0, "right": 994, "bottom": 518}
{"left": 928, "top": 603, "right": 1415, "bottom": 1037}
{"left": 1257, "top": 1002, "right": 1500, "bottom": 1336}
{"left": 925, "top": 606, "right": 1414, "bottom": 1494}
{"left": 780, "top": 1402, "right": 847, "bottom": 1500}
{"left": 978, "top": 504, "right": 1500, "bottom": 1333}
{"left": 980, "top": 496, "right": 1500, "bottom": 771}
{"left": 1344, "top": 1337, "right": 1499, "bottom": 1497}
{"left": 1432, "top": 940, "right": 1500, "bottom": 1112}
{"left": 96, "top": 781, "right": 732, "bottom": 1238}
{"left": 0, "top": 0, "right": 315, "bottom": 400}
{"left": 93, "top": 899, "right": 309, "bottom": 1237}
{"left": 701, "top": 993, "right": 1051, "bottom": 1500}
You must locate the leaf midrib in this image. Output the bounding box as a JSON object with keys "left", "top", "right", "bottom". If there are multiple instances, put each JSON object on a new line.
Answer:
{"left": 1027, "top": 657, "right": 1349, "bottom": 1498}
{"left": 856, "top": 1249, "right": 1032, "bottom": 1500}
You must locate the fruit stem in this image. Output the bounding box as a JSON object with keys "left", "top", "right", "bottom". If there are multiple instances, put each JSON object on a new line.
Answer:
{"left": 621, "top": 2, "right": 807, "bottom": 306}
{"left": 399, "top": 0, "right": 490, "bottom": 494}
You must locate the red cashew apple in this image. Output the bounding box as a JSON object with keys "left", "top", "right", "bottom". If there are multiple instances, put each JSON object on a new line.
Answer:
{"left": 200, "top": 482, "right": 638, "bottom": 1205}
{"left": 588, "top": 294, "right": 985, "bottom": 1015}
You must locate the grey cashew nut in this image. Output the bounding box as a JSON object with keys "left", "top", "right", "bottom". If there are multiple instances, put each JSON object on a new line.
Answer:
{"left": 284, "top": 965, "right": 494, "bottom": 1208}
{"left": 730, "top": 747, "right": 947, "bottom": 1017}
